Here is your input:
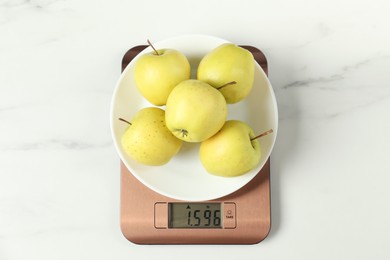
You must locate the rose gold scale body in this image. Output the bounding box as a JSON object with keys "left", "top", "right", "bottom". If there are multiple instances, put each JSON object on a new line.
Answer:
{"left": 120, "top": 45, "right": 271, "bottom": 244}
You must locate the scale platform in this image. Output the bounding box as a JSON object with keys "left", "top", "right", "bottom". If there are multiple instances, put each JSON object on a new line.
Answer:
{"left": 120, "top": 45, "right": 271, "bottom": 245}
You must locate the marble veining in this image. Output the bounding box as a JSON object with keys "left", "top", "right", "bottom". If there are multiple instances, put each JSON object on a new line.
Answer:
{"left": 2, "top": 139, "right": 112, "bottom": 151}
{"left": 283, "top": 55, "right": 390, "bottom": 89}
{"left": 0, "top": 0, "right": 67, "bottom": 9}
{"left": 282, "top": 74, "right": 344, "bottom": 89}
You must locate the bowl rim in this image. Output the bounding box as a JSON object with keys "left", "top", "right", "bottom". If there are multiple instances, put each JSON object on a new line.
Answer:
{"left": 110, "top": 34, "right": 279, "bottom": 201}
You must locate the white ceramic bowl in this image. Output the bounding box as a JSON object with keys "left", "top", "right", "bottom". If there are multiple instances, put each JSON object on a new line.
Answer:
{"left": 110, "top": 35, "right": 278, "bottom": 201}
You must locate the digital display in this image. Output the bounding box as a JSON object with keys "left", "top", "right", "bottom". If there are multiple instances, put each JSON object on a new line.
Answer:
{"left": 169, "top": 203, "right": 222, "bottom": 228}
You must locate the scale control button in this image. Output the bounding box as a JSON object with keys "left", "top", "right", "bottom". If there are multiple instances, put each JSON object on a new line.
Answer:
{"left": 154, "top": 202, "right": 168, "bottom": 229}
{"left": 223, "top": 202, "right": 236, "bottom": 229}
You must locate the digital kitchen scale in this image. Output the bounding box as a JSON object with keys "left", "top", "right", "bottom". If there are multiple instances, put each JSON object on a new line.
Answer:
{"left": 119, "top": 45, "right": 271, "bottom": 244}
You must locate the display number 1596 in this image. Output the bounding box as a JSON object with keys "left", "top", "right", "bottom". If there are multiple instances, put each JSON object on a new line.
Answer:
{"left": 187, "top": 209, "right": 221, "bottom": 227}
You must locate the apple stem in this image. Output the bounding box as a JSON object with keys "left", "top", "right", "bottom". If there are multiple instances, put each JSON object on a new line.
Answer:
{"left": 250, "top": 129, "right": 273, "bottom": 141}
{"left": 118, "top": 118, "right": 132, "bottom": 125}
{"left": 147, "top": 39, "right": 159, "bottom": 56}
{"left": 217, "top": 81, "right": 237, "bottom": 90}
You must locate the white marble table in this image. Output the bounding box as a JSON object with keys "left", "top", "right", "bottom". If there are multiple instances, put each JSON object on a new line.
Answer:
{"left": 1, "top": 0, "right": 390, "bottom": 259}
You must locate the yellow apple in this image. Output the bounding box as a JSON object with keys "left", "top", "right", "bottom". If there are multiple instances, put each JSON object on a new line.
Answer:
{"left": 134, "top": 46, "right": 190, "bottom": 106}
{"left": 197, "top": 43, "right": 255, "bottom": 104}
{"left": 120, "top": 107, "right": 182, "bottom": 166}
{"left": 200, "top": 120, "right": 272, "bottom": 177}
{"left": 165, "top": 79, "right": 227, "bottom": 142}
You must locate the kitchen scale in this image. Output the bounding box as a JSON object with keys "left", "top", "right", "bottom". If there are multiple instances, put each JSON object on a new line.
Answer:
{"left": 119, "top": 45, "right": 271, "bottom": 244}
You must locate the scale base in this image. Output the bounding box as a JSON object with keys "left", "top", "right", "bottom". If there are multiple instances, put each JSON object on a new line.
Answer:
{"left": 120, "top": 159, "right": 271, "bottom": 244}
{"left": 119, "top": 45, "right": 271, "bottom": 245}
